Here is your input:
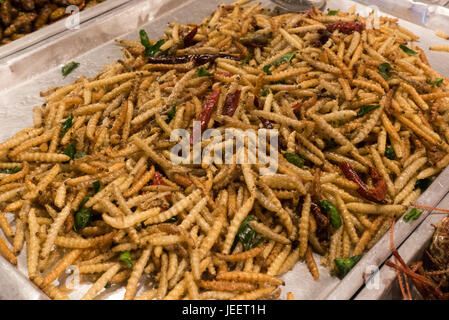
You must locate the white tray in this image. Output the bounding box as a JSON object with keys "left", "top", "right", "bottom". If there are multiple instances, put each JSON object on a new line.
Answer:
{"left": 1, "top": 0, "right": 449, "bottom": 300}
{"left": 355, "top": 196, "right": 449, "bottom": 300}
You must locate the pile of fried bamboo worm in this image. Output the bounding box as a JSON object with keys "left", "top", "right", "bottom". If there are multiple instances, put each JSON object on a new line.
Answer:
{"left": 1, "top": 0, "right": 449, "bottom": 300}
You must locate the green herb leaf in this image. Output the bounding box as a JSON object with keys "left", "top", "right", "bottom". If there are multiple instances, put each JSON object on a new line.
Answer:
{"left": 262, "top": 66, "right": 271, "bottom": 75}
{"left": 197, "top": 67, "right": 211, "bottom": 77}
{"left": 332, "top": 118, "right": 344, "bottom": 127}
{"left": 263, "top": 51, "right": 296, "bottom": 75}
{"left": 334, "top": 255, "right": 363, "bottom": 279}
{"left": 378, "top": 62, "right": 392, "bottom": 80}
{"left": 2, "top": 166, "right": 22, "bottom": 174}
{"left": 318, "top": 200, "right": 342, "bottom": 229}
{"left": 93, "top": 180, "right": 102, "bottom": 194}
{"left": 166, "top": 104, "right": 176, "bottom": 124}
{"left": 239, "top": 54, "right": 252, "bottom": 66}
{"left": 327, "top": 10, "right": 339, "bottom": 16}
{"left": 146, "top": 215, "right": 176, "bottom": 226}
{"left": 74, "top": 207, "right": 92, "bottom": 231}
{"left": 139, "top": 29, "right": 165, "bottom": 57}
{"left": 426, "top": 78, "right": 443, "bottom": 87}
{"left": 235, "top": 216, "right": 265, "bottom": 251}
{"left": 284, "top": 153, "right": 305, "bottom": 169}
{"left": 63, "top": 144, "right": 76, "bottom": 160}
{"left": 357, "top": 105, "right": 380, "bottom": 117}
{"left": 139, "top": 29, "right": 151, "bottom": 53}
{"left": 384, "top": 146, "right": 396, "bottom": 160}
{"left": 270, "top": 79, "right": 286, "bottom": 85}
{"left": 74, "top": 151, "right": 85, "bottom": 159}
{"left": 62, "top": 62, "right": 80, "bottom": 77}
{"left": 399, "top": 44, "right": 418, "bottom": 55}
{"left": 149, "top": 39, "right": 165, "bottom": 57}
{"left": 79, "top": 197, "right": 89, "bottom": 209}
{"left": 240, "top": 33, "right": 269, "bottom": 47}
{"left": 60, "top": 114, "right": 74, "bottom": 138}
{"left": 324, "top": 138, "right": 338, "bottom": 149}
{"left": 403, "top": 208, "right": 424, "bottom": 222}
{"left": 415, "top": 178, "right": 432, "bottom": 191}
{"left": 73, "top": 197, "right": 92, "bottom": 231}
{"left": 260, "top": 88, "right": 270, "bottom": 97}
{"left": 119, "top": 251, "right": 133, "bottom": 269}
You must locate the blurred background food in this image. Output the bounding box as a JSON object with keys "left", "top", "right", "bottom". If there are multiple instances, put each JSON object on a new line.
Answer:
{"left": 0, "top": 0, "right": 107, "bottom": 46}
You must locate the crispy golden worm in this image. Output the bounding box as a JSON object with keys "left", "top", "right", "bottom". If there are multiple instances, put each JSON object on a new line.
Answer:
{"left": 0, "top": 0, "right": 448, "bottom": 300}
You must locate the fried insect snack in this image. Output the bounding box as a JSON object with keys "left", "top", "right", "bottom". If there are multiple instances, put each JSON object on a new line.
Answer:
{"left": 1, "top": 0, "right": 449, "bottom": 300}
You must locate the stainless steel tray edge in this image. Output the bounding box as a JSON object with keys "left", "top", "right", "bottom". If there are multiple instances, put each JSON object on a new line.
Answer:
{"left": 354, "top": 199, "right": 449, "bottom": 300}
{"left": 325, "top": 167, "right": 449, "bottom": 299}
{"left": 355, "top": 0, "right": 449, "bottom": 32}
{"left": 0, "top": 254, "right": 48, "bottom": 300}
{"left": 0, "top": 0, "right": 449, "bottom": 300}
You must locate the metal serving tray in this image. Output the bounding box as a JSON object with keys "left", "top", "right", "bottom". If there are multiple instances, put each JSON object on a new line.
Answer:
{"left": 356, "top": 0, "right": 449, "bottom": 32}
{"left": 354, "top": 197, "right": 449, "bottom": 300}
{"left": 0, "top": 0, "right": 132, "bottom": 60}
{"left": 1, "top": 0, "right": 449, "bottom": 300}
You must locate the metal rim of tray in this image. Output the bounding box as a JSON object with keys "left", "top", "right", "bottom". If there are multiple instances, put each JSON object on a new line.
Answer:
{"left": 354, "top": 199, "right": 449, "bottom": 300}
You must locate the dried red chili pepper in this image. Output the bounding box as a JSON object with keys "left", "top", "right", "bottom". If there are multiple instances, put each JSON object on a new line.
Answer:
{"left": 291, "top": 102, "right": 302, "bottom": 112}
{"left": 318, "top": 28, "right": 331, "bottom": 44}
{"left": 222, "top": 90, "right": 241, "bottom": 117}
{"left": 311, "top": 202, "right": 329, "bottom": 228}
{"left": 326, "top": 21, "right": 365, "bottom": 35}
{"left": 339, "top": 161, "right": 387, "bottom": 204}
{"left": 146, "top": 54, "right": 239, "bottom": 66}
{"left": 191, "top": 88, "right": 221, "bottom": 145}
{"left": 254, "top": 96, "right": 273, "bottom": 129}
{"left": 310, "top": 39, "right": 322, "bottom": 48}
{"left": 153, "top": 171, "right": 164, "bottom": 186}
{"left": 366, "top": 166, "right": 388, "bottom": 203}
{"left": 183, "top": 26, "right": 198, "bottom": 48}
{"left": 310, "top": 29, "right": 332, "bottom": 48}
{"left": 292, "top": 96, "right": 318, "bottom": 113}
{"left": 217, "top": 71, "right": 234, "bottom": 77}
{"left": 78, "top": 0, "right": 86, "bottom": 11}
{"left": 153, "top": 171, "right": 171, "bottom": 201}
{"left": 258, "top": 117, "right": 273, "bottom": 129}
{"left": 311, "top": 168, "right": 322, "bottom": 201}
{"left": 198, "top": 88, "right": 221, "bottom": 131}
{"left": 254, "top": 96, "right": 261, "bottom": 109}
